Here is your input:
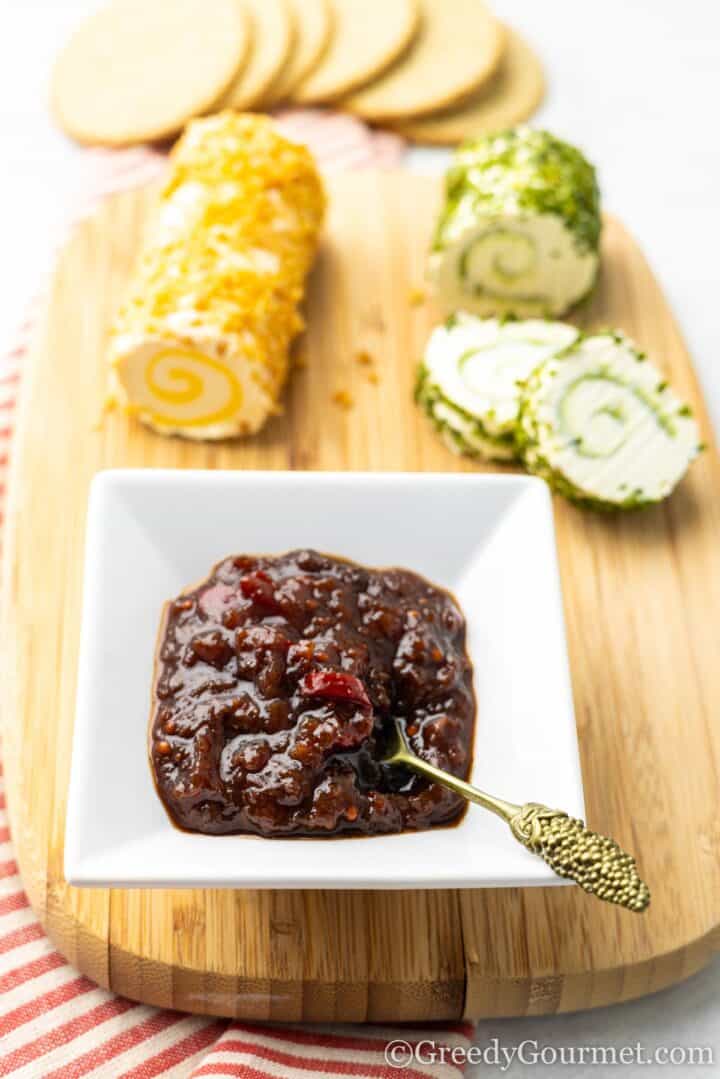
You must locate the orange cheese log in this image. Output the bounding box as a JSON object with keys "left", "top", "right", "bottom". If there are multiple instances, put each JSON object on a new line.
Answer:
{"left": 109, "top": 112, "right": 325, "bottom": 439}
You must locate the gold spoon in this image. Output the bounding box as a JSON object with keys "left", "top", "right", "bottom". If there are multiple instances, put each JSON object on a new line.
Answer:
{"left": 383, "top": 717, "right": 650, "bottom": 913}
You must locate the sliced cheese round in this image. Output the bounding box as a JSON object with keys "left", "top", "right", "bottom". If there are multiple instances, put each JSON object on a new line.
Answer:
{"left": 416, "top": 366, "right": 516, "bottom": 461}
{"left": 517, "top": 333, "right": 702, "bottom": 508}
{"left": 422, "top": 312, "right": 578, "bottom": 444}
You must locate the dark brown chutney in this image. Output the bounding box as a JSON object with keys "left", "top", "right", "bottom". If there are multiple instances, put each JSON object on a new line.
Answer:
{"left": 150, "top": 550, "right": 476, "bottom": 837}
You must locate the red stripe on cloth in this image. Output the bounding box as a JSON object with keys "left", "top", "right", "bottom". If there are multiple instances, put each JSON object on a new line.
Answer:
{"left": 0, "top": 860, "right": 17, "bottom": 879}
{"left": 0, "top": 997, "right": 138, "bottom": 1076}
{"left": 228, "top": 1022, "right": 465, "bottom": 1059}
{"left": 0, "top": 432, "right": 13, "bottom": 446}
{"left": 0, "top": 919, "right": 43, "bottom": 954}
{"left": 401, "top": 1022, "right": 475, "bottom": 1038}
{"left": 194, "top": 1067, "right": 340, "bottom": 1079}
{"left": 0, "top": 890, "right": 27, "bottom": 915}
{"left": 120, "top": 1019, "right": 225, "bottom": 1078}
{"left": 195, "top": 1038, "right": 436, "bottom": 1079}
{"left": 193, "top": 1060, "right": 433, "bottom": 1079}
{"left": 0, "top": 975, "right": 95, "bottom": 1038}
{"left": 42, "top": 1008, "right": 183, "bottom": 1079}
{"left": 0, "top": 951, "right": 66, "bottom": 995}
{"left": 193, "top": 1067, "right": 276, "bottom": 1079}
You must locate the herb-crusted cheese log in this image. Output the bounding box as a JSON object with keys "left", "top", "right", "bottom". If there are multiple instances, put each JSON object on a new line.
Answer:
{"left": 416, "top": 313, "right": 578, "bottom": 461}
{"left": 517, "top": 332, "right": 702, "bottom": 509}
{"left": 109, "top": 112, "right": 325, "bottom": 439}
{"left": 429, "top": 127, "right": 601, "bottom": 319}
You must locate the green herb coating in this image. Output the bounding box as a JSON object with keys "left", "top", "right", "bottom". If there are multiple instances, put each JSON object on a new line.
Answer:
{"left": 415, "top": 363, "right": 517, "bottom": 462}
{"left": 434, "top": 127, "right": 601, "bottom": 256}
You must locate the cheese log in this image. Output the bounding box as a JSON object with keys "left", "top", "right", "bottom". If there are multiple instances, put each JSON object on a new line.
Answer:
{"left": 109, "top": 112, "right": 325, "bottom": 439}
{"left": 429, "top": 127, "right": 601, "bottom": 319}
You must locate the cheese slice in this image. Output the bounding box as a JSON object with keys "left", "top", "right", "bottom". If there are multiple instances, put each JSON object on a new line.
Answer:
{"left": 517, "top": 333, "right": 702, "bottom": 508}
{"left": 417, "top": 313, "right": 578, "bottom": 461}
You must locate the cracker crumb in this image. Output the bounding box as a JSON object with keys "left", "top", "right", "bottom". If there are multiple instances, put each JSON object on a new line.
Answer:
{"left": 332, "top": 389, "right": 354, "bottom": 410}
{"left": 92, "top": 394, "right": 117, "bottom": 431}
{"left": 409, "top": 286, "right": 426, "bottom": 307}
{"left": 367, "top": 371, "right": 380, "bottom": 384}
{"left": 355, "top": 350, "right": 373, "bottom": 366}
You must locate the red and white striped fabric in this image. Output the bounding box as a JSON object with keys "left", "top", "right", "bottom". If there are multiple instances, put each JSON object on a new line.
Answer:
{"left": 0, "top": 113, "right": 476, "bottom": 1077}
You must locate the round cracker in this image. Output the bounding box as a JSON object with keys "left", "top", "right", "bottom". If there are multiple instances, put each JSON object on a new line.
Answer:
{"left": 263, "top": 0, "right": 334, "bottom": 106}
{"left": 342, "top": 0, "right": 505, "bottom": 122}
{"left": 393, "top": 29, "right": 544, "bottom": 144}
{"left": 51, "top": 0, "right": 249, "bottom": 145}
{"left": 292, "top": 0, "right": 420, "bottom": 105}
{"left": 224, "top": 0, "right": 294, "bottom": 109}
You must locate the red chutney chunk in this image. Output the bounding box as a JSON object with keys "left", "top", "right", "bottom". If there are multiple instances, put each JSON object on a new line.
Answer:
{"left": 150, "top": 550, "right": 476, "bottom": 836}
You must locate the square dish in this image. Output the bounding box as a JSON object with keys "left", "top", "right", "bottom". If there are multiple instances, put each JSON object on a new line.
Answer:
{"left": 65, "top": 469, "right": 584, "bottom": 889}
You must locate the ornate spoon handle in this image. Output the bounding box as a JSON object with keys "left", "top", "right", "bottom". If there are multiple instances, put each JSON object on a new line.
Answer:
{"left": 384, "top": 719, "right": 650, "bottom": 913}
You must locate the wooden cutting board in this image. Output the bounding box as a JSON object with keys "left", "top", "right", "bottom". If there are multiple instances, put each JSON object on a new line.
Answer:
{"left": 2, "top": 172, "right": 720, "bottom": 1021}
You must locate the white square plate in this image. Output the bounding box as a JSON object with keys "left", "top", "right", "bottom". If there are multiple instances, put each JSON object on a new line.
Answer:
{"left": 66, "top": 469, "right": 584, "bottom": 889}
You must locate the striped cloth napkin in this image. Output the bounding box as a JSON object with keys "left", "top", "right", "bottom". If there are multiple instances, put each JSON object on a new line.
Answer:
{"left": 0, "top": 111, "right": 475, "bottom": 1077}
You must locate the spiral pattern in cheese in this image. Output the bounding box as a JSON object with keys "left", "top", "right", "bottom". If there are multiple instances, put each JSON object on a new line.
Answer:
{"left": 142, "top": 348, "right": 243, "bottom": 430}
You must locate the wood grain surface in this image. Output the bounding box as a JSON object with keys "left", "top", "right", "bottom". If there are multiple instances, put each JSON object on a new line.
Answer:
{"left": 2, "top": 173, "right": 719, "bottom": 1020}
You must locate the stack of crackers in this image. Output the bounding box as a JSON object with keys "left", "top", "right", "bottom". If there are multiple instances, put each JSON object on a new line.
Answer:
{"left": 51, "top": 0, "right": 544, "bottom": 147}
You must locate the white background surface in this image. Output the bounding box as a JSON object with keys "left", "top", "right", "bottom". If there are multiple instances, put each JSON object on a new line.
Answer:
{"left": 1, "top": 0, "right": 719, "bottom": 1072}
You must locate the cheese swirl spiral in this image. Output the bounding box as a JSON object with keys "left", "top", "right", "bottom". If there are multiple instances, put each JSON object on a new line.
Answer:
{"left": 143, "top": 348, "right": 243, "bottom": 430}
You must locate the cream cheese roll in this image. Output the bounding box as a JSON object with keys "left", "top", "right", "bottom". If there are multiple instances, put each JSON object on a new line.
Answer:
{"left": 109, "top": 112, "right": 325, "bottom": 439}
{"left": 429, "top": 127, "right": 601, "bottom": 319}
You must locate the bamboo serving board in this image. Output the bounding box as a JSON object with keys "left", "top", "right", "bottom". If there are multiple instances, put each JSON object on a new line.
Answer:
{"left": 2, "top": 172, "right": 720, "bottom": 1021}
